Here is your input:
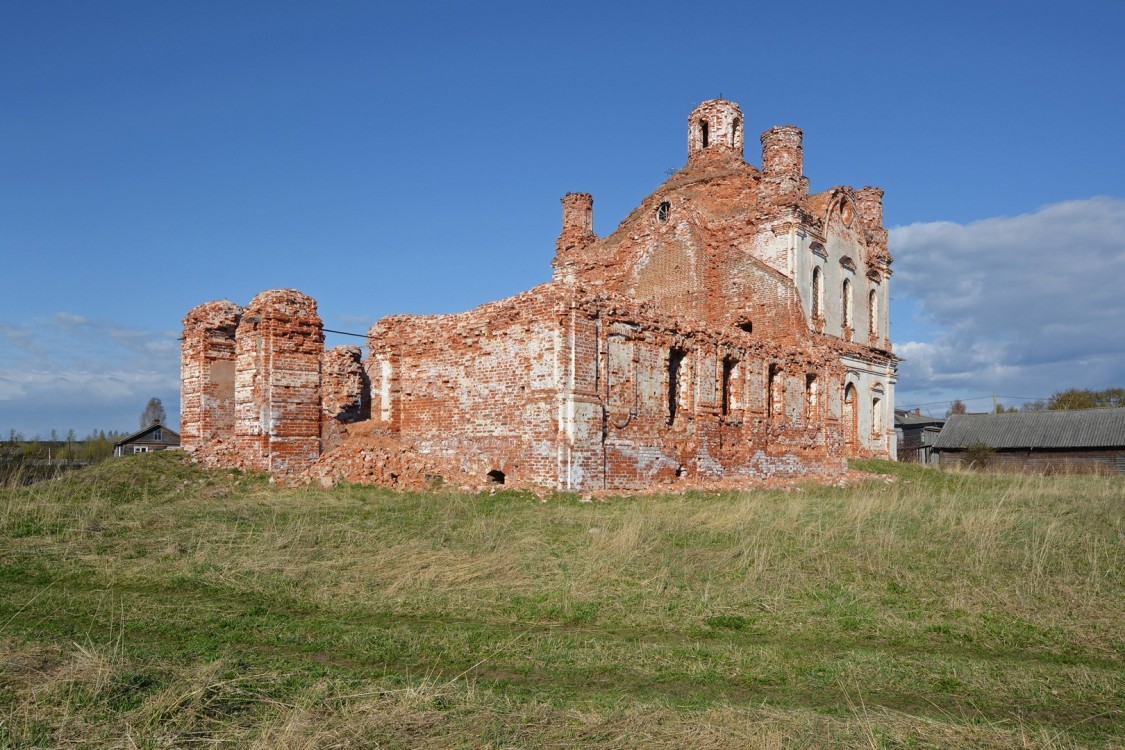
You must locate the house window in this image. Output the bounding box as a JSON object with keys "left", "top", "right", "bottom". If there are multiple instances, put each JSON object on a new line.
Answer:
{"left": 152, "top": 428, "right": 162, "bottom": 441}
{"left": 805, "top": 374, "right": 819, "bottom": 421}
{"left": 811, "top": 266, "right": 822, "bottom": 319}
{"left": 767, "top": 364, "right": 783, "bottom": 419}
{"left": 842, "top": 279, "right": 852, "bottom": 329}
{"left": 667, "top": 348, "right": 686, "bottom": 424}
{"left": 132, "top": 445, "right": 149, "bottom": 454}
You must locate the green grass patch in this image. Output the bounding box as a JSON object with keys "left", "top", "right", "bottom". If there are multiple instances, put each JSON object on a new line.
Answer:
{"left": 0, "top": 451, "right": 1122, "bottom": 747}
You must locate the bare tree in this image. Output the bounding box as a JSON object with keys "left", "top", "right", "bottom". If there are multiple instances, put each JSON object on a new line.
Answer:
{"left": 140, "top": 397, "right": 167, "bottom": 429}
{"left": 945, "top": 399, "right": 967, "bottom": 418}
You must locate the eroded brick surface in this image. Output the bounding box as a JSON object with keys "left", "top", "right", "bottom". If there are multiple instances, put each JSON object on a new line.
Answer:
{"left": 321, "top": 345, "right": 369, "bottom": 452}
{"left": 181, "top": 99, "right": 898, "bottom": 490}
{"left": 180, "top": 300, "right": 243, "bottom": 453}
{"left": 232, "top": 290, "right": 324, "bottom": 475}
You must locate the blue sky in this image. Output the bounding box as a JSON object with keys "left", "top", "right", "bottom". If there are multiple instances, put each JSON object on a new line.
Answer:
{"left": 2, "top": 1, "right": 1123, "bottom": 436}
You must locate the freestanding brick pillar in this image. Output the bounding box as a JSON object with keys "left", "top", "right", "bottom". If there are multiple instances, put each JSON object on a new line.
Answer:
{"left": 234, "top": 289, "right": 324, "bottom": 475}
{"left": 181, "top": 300, "right": 244, "bottom": 452}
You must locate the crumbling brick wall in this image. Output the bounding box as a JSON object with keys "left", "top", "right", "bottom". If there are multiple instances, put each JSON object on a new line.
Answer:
{"left": 359, "top": 284, "right": 850, "bottom": 490}
{"left": 320, "top": 345, "right": 369, "bottom": 452}
{"left": 365, "top": 285, "right": 565, "bottom": 486}
{"left": 233, "top": 290, "right": 324, "bottom": 475}
{"left": 180, "top": 300, "right": 243, "bottom": 453}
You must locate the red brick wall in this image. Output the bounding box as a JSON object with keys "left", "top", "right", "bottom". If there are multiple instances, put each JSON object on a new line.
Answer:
{"left": 234, "top": 289, "right": 324, "bottom": 475}
{"left": 180, "top": 300, "right": 243, "bottom": 452}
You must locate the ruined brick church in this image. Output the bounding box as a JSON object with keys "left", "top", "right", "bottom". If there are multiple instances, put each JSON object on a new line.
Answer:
{"left": 181, "top": 99, "right": 897, "bottom": 490}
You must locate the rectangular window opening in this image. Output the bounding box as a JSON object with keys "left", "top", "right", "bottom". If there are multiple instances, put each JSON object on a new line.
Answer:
{"left": 668, "top": 348, "right": 686, "bottom": 424}
{"left": 721, "top": 356, "right": 739, "bottom": 416}
{"left": 805, "top": 374, "right": 819, "bottom": 421}
{"left": 767, "top": 364, "right": 783, "bottom": 419}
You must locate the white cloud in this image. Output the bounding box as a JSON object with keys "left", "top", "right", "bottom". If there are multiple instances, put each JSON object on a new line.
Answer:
{"left": 890, "top": 196, "right": 1125, "bottom": 409}
{"left": 0, "top": 314, "right": 180, "bottom": 436}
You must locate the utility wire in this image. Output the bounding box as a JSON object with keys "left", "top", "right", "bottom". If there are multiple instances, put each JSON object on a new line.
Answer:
{"left": 179, "top": 326, "right": 369, "bottom": 342}
{"left": 897, "top": 394, "right": 1051, "bottom": 410}
{"left": 323, "top": 328, "right": 369, "bottom": 338}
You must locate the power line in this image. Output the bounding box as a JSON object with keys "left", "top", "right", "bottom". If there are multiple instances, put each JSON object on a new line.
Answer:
{"left": 897, "top": 394, "right": 1051, "bottom": 410}
{"left": 323, "top": 328, "right": 368, "bottom": 339}
{"left": 179, "top": 326, "right": 369, "bottom": 342}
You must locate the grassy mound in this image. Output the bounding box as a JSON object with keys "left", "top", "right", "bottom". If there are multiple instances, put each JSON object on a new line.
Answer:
{"left": 2, "top": 452, "right": 1122, "bottom": 747}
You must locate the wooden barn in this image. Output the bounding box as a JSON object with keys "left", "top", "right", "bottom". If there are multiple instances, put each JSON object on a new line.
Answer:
{"left": 931, "top": 408, "right": 1125, "bottom": 474}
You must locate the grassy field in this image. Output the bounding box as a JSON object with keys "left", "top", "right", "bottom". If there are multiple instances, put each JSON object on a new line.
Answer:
{"left": 1, "top": 452, "right": 1121, "bottom": 748}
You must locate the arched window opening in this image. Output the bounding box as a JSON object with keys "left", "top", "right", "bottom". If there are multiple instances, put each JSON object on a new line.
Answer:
{"left": 732, "top": 117, "right": 741, "bottom": 146}
{"left": 656, "top": 201, "right": 670, "bottom": 223}
{"left": 842, "top": 279, "right": 852, "bottom": 329}
{"left": 767, "top": 364, "right": 783, "bottom": 419}
{"left": 869, "top": 289, "right": 878, "bottom": 338}
{"left": 843, "top": 383, "right": 858, "bottom": 450}
{"left": 667, "top": 348, "right": 686, "bottom": 424}
{"left": 486, "top": 469, "right": 506, "bottom": 485}
{"left": 811, "top": 267, "right": 822, "bottom": 319}
{"left": 701, "top": 120, "right": 710, "bottom": 148}
{"left": 872, "top": 396, "right": 883, "bottom": 436}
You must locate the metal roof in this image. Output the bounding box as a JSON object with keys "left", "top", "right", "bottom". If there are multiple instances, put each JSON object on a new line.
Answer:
{"left": 113, "top": 422, "right": 181, "bottom": 447}
{"left": 932, "top": 408, "right": 1125, "bottom": 451}
{"left": 895, "top": 412, "right": 946, "bottom": 428}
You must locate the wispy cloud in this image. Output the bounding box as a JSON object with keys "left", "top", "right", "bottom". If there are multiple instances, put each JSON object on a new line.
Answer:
{"left": 0, "top": 314, "right": 179, "bottom": 435}
{"left": 890, "top": 196, "right": 1125, "bottom": 409}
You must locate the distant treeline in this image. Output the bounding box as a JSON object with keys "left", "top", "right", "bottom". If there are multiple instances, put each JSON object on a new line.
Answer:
{"left": 948, "top": 387, "right": 1125, "bottom": 416}
{"left": 1020, "top": 387, "right": 1125, "bottom": 412}
{"left": 1, "top": 430, "right": 124, "bottom": 484}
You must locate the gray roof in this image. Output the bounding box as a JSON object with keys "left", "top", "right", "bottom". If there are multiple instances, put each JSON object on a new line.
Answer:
{"left": 895, "top": 412, "right": 946, "bottom": 428}
{"left": 932, "top": 408, "right": 1125, "bottom": 451}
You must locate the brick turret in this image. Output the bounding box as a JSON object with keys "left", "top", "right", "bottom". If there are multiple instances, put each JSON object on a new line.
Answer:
{"left": 553, "top": 192, "right": 596, "bottom": 281}
{"left": 760, "top": 125, "right": 805, "bottom": 202}
{"left": 688, "top": 99, "right": 744, "bottom": 159}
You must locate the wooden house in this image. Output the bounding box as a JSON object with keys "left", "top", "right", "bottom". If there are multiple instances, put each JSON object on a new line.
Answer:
{"left": 113, "top": 423, "right": 181, "bottom": 457}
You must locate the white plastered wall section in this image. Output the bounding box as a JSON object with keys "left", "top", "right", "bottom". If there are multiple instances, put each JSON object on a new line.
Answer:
{"left": 753, "top": 220, "right": 895, "bottom": 459}
{"left": 767, "top": 219, "right": 885, "bottom": 346}
{"left": 842, "top": 354, "right": 897, "bottom": 458}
